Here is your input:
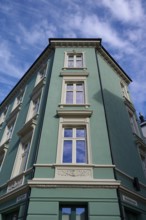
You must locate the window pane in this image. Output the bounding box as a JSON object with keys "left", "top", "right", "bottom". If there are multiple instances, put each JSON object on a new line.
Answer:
{"left": 76, "top": 84, "right": 83, "bottom": 91}
{"left": 63, "top": 141, "right": 72, "bottom": 163}
{"left": 68, "top": 56, "right": 74, "bottom": 68}
{"left": 76, "top": 208, "right": 86, "bottom": 220}
{"left": 76, "top": 128, "right": 86, "bottom": 137}
{"left": 76, "top": 140, "right": 86, "bottom": 163}
{"left": 66, "top": 92, "right": 73, "bottom": 104}
{"left": 61, "top": 208, "right": 71, "bottom": 220}
{"left": 67, "top": 84, "right": 73, "bottom": 91}
{"left": 64, "top": 128, "right": 73, "bottom": 137}
{"left": 76, "top": 60, "right": 83, "bottom": 68}
{"left": 76, "top": 92, "right": 84, "bottom": 104}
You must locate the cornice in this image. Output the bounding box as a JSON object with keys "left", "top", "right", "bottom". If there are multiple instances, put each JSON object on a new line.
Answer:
{"left": 50, "top": 38, "right": 101, "bottom": 48}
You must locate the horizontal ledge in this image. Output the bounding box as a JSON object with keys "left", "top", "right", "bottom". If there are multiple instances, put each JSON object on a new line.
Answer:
{"left": 58, "top": 104, "right": 90, "bottom": 108}
{"left": 34, "top": 163, "right": 115, "bottom": 168}
{"left": 28, "top": 179, "right": 120, "bottom": 187}
{"left": 60, "top": 72, "right": 89, "bottom": 76}
{"left": 57, "top": 110, "right": 93, "bottom": 117}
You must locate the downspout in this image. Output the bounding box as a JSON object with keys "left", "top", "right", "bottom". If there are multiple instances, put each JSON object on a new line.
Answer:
{"left": 95, "top": 48, "right": 124, "bottom": 220}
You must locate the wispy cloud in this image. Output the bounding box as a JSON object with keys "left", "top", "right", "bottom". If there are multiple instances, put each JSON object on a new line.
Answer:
{"left": 100, "top": 0, "right": 145, "bottom": 23}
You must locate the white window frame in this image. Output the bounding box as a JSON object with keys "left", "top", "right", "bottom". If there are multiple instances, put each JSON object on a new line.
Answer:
{"left": 128, "top": 109, "right": 141, "bottom": 136}
{"left": 0, "top": 107, "right": 8, "bottom": 126}
{"left": 0, "top": 115, "right": 17, "bottom": 145}
{"left": 26, "top": 89, "right": 42, "bottom": 122}
{"left": 11, "top": 89, "right": 25, "bottom": 112}
{"left": 60, "top": 76, "right": 89, "bottom": 107}
{"left": 64, "top": 51, "right": 85, "bottom": 69}
{"left": 35, "top": 64, "right": 47, "bottom": 86}
{"left": 12, "top": 132, "right": 32, "bottom": 177}
{"left": 121, "top": 81, "right": 130, "bottom": 101}
{"left": 56, "top": 117, "right": 91, "bottom": 164}
{"left": 0, "top": 149, "right": 6, "bottom": 171}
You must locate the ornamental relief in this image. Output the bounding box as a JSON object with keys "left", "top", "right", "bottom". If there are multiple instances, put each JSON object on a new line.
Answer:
{"left": 56, "top": 168, "right": 92, "bottom": 178}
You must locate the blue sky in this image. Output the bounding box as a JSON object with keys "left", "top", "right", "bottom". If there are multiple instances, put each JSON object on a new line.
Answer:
{"left": 0, "top": 0, "right": 146, "bottom": 116}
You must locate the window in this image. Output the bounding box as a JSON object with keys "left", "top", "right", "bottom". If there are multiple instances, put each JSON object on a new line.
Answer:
{"left": 3, "top": 210, "right": 19, "bottom": 220}
{"left": 121, "top": 82, "right": 130, "bottom": 101}
{"left": 65, "top": 82, "right": 84, "bottom": 104}
{"left": 64, "top": 52, "right": 84, "bottom": 68}
{"left": 32, "top": 97, "right": 40, "bottom": 116}
{"left": 60, "top": 77, "right": 89, "bottom": 106}
{"left": 140, "top": 154, "right": 146, "bottom": 177}
{"left": 0, "top": 107, "right": 8, "bottom": 126}
{"left": 0, "top": 150, "right": 5, "bottom": 171}
{"left": 59, "top": 205, "right": 87, "bottom": 220}
{"left": 0, "top": 116, "right": 16, "bottom": 145}
{"left": 62, "top": 127, "right": 87, "bottom": 163}
{"left": 12, "top": 138, "right": 31, "bottom": 177}
{"left": 35, "top": 64, "right": 47, "bottom": 85}
{"left": 26, "top": 89, "right": 42, "bottom": 122}
{"left": 128, "top": 111, "right": 140, "bottom": 136}
{"left": 12, "top": 90, "right": 24, "bottom": 112}
{"left": 56, "top": 116, "right": 92, "bottom": 164}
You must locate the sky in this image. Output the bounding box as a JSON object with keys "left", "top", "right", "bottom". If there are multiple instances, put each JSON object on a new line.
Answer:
{"left": 0, "top": 0, "right": 146, "bottom": 117}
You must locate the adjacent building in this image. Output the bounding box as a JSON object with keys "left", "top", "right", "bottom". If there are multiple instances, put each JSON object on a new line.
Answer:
{"left": 0, "top": 38, "right": 146, "bottom": 220}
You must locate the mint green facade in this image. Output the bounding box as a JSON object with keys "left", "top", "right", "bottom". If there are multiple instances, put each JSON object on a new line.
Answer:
{"left": 0, "top": 39, "right": 146, "bottom": 220}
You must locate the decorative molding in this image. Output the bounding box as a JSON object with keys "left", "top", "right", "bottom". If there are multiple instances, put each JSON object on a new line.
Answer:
{"left": 16, "top": 193, "right": 27, "bottom": 203}
{"left": 57, "top": 110, "right": 93, "bottom": 117}
{"left": 55, "top": 167, "right": 92, "bottom": 179}
{"left": 50, "top": 39, "right": 101, "bottom": 48}
{"left": 120, "top": 185, "right": 146, "bottom": 202}
{"left": 122, "top": 195, "right": 138, "bottom": 206}
{"left": 7, "top": 175, "right": 24, "bottom": 193}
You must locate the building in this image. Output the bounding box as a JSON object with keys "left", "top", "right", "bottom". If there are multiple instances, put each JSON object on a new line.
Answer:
{"left": 0, "top": 38, "right": 146, "bottom": 220}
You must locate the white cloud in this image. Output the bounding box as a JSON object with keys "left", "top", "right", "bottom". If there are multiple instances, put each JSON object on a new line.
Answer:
{"left": 0, "top": 40, "right": 23, "bottom": 78}
{"left": 17, "top": 20, "right": 56, "bottom": 47}
{"left": 100, "top": 0, "right": 145, "bottom": 23}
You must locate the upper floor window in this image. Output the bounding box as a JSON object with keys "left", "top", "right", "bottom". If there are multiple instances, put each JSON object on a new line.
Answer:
{"left": 12, "top": 90, "right": 24, "bottom": 112}
{"left": 0, "top": 150, "right": 5, "bottom": 171}
{"left": 26, "top": 89, "right": 42, "bottom": 122}
{"left": 35, "top": 64, "right": 47, "bottom": 85}
{"left": 64, "top": 52, "right": 85, "bottom": 69}
{"left": 12, "top": 135, "right": 32, "bottom": 177}
{"left": 65, "top": 82, "right": 85, "bottom": 104}
{"left": 121, "top": 82, "right": 130, "bottom": 101}
{"left": 128, "top": 110, "right": 141, "bottom": 136}
{"left": 0, "top": 115, "right": 17, "bottom": 145}
{"left": 0, "top": 107, "right": 8, "bottom": 126}
{"left": 60, "top": 76, "right": 89, "bottom": 107}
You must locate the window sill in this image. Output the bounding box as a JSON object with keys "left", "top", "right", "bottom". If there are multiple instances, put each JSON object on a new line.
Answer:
{"left": 62, "top": 67, "right": 87, "bottom": 70}
{"left": 60, "top": 71, "right": 89, "bottom": 77}
{"left": 6, "top": 104, "right": 21, "bottom": 123}
{"left": 18, "top": 115, "right": 37, "bottom": 136}
{"left": 58, "top": 104, "right": 90, "bottom": 108}
{"left": 32, "top": 77, "right": 46, "bottom": 96}
{"left": 57, "top": 109, "right": 93, "bottom": 117}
